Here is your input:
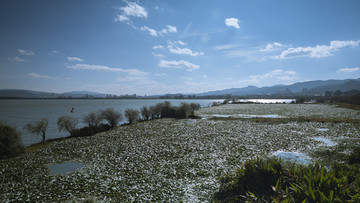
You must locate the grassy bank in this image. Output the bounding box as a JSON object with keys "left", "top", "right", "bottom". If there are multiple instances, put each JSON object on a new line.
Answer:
{"left": 1, "top": 104, "right": 359, "bottom": 202}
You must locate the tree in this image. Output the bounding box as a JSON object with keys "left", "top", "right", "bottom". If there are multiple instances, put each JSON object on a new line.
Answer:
{"left": 0, "top": 123, "right": 24, "bottom": 159}
{"left": 57, "top": 115, "right": 78, "bottom": 136}
{"left": 101, "top": 108, "right": 122, "bottom": 128}
{"left": 125, "top": 109, "right": 140, "bottom": 124}
{"left": 140, "top": 105, "right": 151, "bottom": 120}
{"left": 150, "top": 103, "right": 162, "bottom": 119}
{"left": 83, "top": 111, "right": 102, "bottom": 128}
{"left": 23, "top": 118, "right": 48, "bottom": 142}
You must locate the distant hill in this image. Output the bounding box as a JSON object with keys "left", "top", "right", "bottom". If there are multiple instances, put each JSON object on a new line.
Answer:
{"left": 0, "top": 89, "right": 109, "bottom": 99}
{"left": 0, "top": 89, "right": 59, "bottom": 98}
{"left": 1, "top": 78, "right": 359, "bottom": 98}
{"left": 197, "top": 78, "right": 360, "bottom": 96}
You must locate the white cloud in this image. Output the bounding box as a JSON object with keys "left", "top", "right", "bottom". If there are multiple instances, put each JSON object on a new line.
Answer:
{"left": 152, "top": 52, "right": 165, "bottom": 57}
{"left": 244, "top": 69, "right": 298, "bottom": 83}
{"left": 158, "top": 60, "right": 200, "bottom": 71}
{"left": 18, "top": 49, "right": 34, "bottom": 55}
{"left": 279, "top": 40, "right": 360, "bottom": 58}
{"left": 214, "top": 44, "right": 241, "bottom": 50}
{"left": 338, "top": 67, "right": 359, "bottom": 73}
{"left": 153, "top": 45, "right": 164, "bottom": 49}
{"left": 66, "top": 64, "right": 148, "bottom": 76}
{"left": 225, "top": 18, "right": 240, "bottom": 29}
{"left": 67, "top": 57, "right": 84, "bottom": 62}
{"left": 115, "top": 1, "right": 148, "bottom": 22}
{"left": 168, "top": 46, "right": 204, "bottom": 56}
{"left": 203, "top": 74, "right": 208, "bottom": 78}
{"left": 49, "top": 50, "right": 60, "bottom": 55}
{"left": 28, "top": 73, "right": 56, "bottom": 79}
{"left": 8, "top": 56, "right": 26, "bottom": 62}
{"left": 261, "top": 42, "right": 283, "bottom": 52}
{"left": 140, "top": 25, "right": 177, "bottom": 37}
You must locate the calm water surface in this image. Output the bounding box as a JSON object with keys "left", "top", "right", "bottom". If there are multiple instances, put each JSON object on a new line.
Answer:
{"left": 0, "top": 99, "right": 222, "bottom": 146}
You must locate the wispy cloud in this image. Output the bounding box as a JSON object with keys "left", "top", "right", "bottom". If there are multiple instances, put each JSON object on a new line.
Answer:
{"left": 158, "top": 60, "right": 200, "bottom": 71}
{"left": 152, "top": 52, "right": 165, "bottom": 57}
{"left": 214, "top": 44, "right": 241, "bottom": 50}
{"left": 18, "top": 49, "right": 34, "bottom": 56}
{"left": 279, "top": 40, "right": 360, "bottom": 59}
{"left": 8, "top": 56, "right": 26, "bottom": 62}
{"left": 140, "top": 25, "right": 177, "bottom": 37}
{"left": 225, "top": 17, "right": 240, "bottom": 29}
{"left": 67, "top": 56, "right": 84, "bottom": 62}
{"left": 66, "top": 64, "right": 148, "bottom": 76}
{"left": 114, "top": 1, "right": 148, "bottom": 22}
{"left": 152, "top": 45, "right": 164, "bottom": 49}
{"left": 338, "top": 67, "right": 359, "bottom": 73}
{"left": 49, "top": 50, "right": 60, "bottom": 55}
{"left": 28, "top": 73, "right": 56, "bottom": 79}
{"left": 167, "top": 40, "right": 204, "bottom": 56}
{"left": 242, "top": 69, "right": 298, "bottom": 84}
{"left": 261, "top": 42, "right": 283, "bottom": 52}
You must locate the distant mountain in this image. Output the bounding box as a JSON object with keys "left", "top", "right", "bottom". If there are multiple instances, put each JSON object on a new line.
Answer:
{"left": 61, "top": 91, "right": 109, "bottom": 98}
{"left": 0, "top": 89, "right": 109, "bottom": 98}
{"left": 0, "top": 89, "right": 59, "bottom": 98}
{"left": 198, "top": 78, "right": 360, "bottom": 96}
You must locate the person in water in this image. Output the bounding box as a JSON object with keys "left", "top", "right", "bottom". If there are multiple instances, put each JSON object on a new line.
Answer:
{"left": 71, "top": 107, "right": 74, "bottom": 113}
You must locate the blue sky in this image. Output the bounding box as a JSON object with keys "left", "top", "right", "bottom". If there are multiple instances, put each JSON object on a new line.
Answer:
{"left": 1, "top": 0, "right": 360, "bottom": 95}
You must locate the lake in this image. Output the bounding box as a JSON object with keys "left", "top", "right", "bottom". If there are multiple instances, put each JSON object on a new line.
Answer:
{"left": 0, "top": 99, "right": 222, "bottom": 146}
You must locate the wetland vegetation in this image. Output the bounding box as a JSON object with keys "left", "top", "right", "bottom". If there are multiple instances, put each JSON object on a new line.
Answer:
{"left": 0, "top": 102, "right": 359, "bottom": 202}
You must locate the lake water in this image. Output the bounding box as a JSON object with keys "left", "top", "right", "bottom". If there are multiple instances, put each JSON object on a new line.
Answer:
{"left": 0, "top": 99, "right": 222, "bottom": 146}
{"left": 236, "top": 99, "right": 296, "bottom": 104}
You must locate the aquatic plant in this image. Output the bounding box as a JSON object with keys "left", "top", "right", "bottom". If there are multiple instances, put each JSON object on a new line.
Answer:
{"left": 0, "top": 123, "right": 24, "bottom": 159}
{"left": 23, "top": 118, "right": 48, "bottom": 142}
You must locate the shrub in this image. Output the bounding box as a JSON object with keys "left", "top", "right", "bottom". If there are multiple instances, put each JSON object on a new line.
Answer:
{"left": 140, "top": 105, "right": 151, "bottom": 120}
{"left": 70, "top": 124, "right": 111, "bottom": 137}
{"left": 176, "top": 102, "right": 191, "bottom": 119}
{"left": 101, "top": 108, "right": 122, "bottom": 128}
{"left": 125, "top": 109, "right": 140, "bottom": 124}
{"left": 57, "top": 115, "right": 78, "bottom": 136}
{"left": 83, "top": 111, "right": 102, "bottom": 127}
{"left": 23, "top": 118, "right": 48, "bottom": 142}
{"left": 160, "top": 101, "right": 176, "bottom": 118}
{"left": 149, "top": 103, "right": 162, "bottom": 119}
{"left": 0, "top": 123, "right": 24, "bottom": 159}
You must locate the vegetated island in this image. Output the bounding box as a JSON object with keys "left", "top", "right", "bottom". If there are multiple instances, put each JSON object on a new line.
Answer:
{"left": 1, "top": 98, "right": 360, "bottom": 202}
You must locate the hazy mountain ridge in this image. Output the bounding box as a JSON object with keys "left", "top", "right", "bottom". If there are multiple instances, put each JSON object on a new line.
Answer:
{"left": 1, "top": 78, "right": 359, "bottom": 98}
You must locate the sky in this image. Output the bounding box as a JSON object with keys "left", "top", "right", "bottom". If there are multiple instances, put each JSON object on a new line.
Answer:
{"left": 1, "top": 0, "right": 360, "bottom": 96}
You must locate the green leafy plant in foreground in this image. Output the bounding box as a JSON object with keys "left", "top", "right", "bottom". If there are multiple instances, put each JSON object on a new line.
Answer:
{"left": 213, "top": 156, "right": 360, "bottom": 202}
{"left": 0, "top": 123, "right": 24, "bottom": 159}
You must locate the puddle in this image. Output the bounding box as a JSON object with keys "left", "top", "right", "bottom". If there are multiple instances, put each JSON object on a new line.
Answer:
{"left": 237, "top": 114, "right": 282, "bottom": 118}
{"left": 313, "top": 137, "right": 336, "bottom": 147}
{"left": 317, "top": 128, "right": 329, "bottom": 132}
{"left": 49, "top": 161, "right": 84, "bottom": 175}
{"left": 272, "top": 151, "right": 311, "bottom": 164}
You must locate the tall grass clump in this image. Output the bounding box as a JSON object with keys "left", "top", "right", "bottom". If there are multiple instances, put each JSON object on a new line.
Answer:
{"left": 213, "top": 157, "right": 360, "bottom": 202}
{"left": 0, "top": 123, "right": 24, "bottom": 159}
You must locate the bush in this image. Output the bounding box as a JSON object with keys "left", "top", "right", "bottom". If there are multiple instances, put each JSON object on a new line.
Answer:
{"left": 23, "top": 118, "right": 48, "bottom": 142}
{"left": 125, "top": 109, "right": 139, "bottom": 124}
{"left": 83, "top": 111, "right": 102, "bottom": 127}
{"left": 57, "top": 115, "right": 78, "bottom": 136}
{"left": 101, "top": 108, "right": 122, "bottom": 128}
{"left": 140, "top": 105, "right": 151, "bottom": 120}
{"left": 149, "top": 103, "right": 162, "bottom": 119}
{"left": 71, "top": 124, "right": 111, "bottom": 137}
{"left": 0, "top": 123, "right": 24, "bottom": 159}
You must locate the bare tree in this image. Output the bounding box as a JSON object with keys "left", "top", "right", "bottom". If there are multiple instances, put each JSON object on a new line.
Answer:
{"left": 83, "top": 111, "right": 102, "bottom": 127}
{"left": 125, "top": 109, "right": 140, "bottom": 124}
{"left": 140, "top": 105, "right": 151, "bottom": 120}
{"left": 24, "top": 118, "right": 48, "bottom": 142}
{"left": 101, "top": 108, "right": 122, "bottom": 128}
{"left": 57, "top": 116, "right": 78, "bottom": 136}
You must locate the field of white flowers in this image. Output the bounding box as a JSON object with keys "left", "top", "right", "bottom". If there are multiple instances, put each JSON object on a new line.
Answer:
{"left": 1, "top": 104, "right": 359, "bottom": 202}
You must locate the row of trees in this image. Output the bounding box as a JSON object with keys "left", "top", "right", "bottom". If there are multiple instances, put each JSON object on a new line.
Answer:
{"left": 23, "top": 101, "right": 201, "bottom": 142}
